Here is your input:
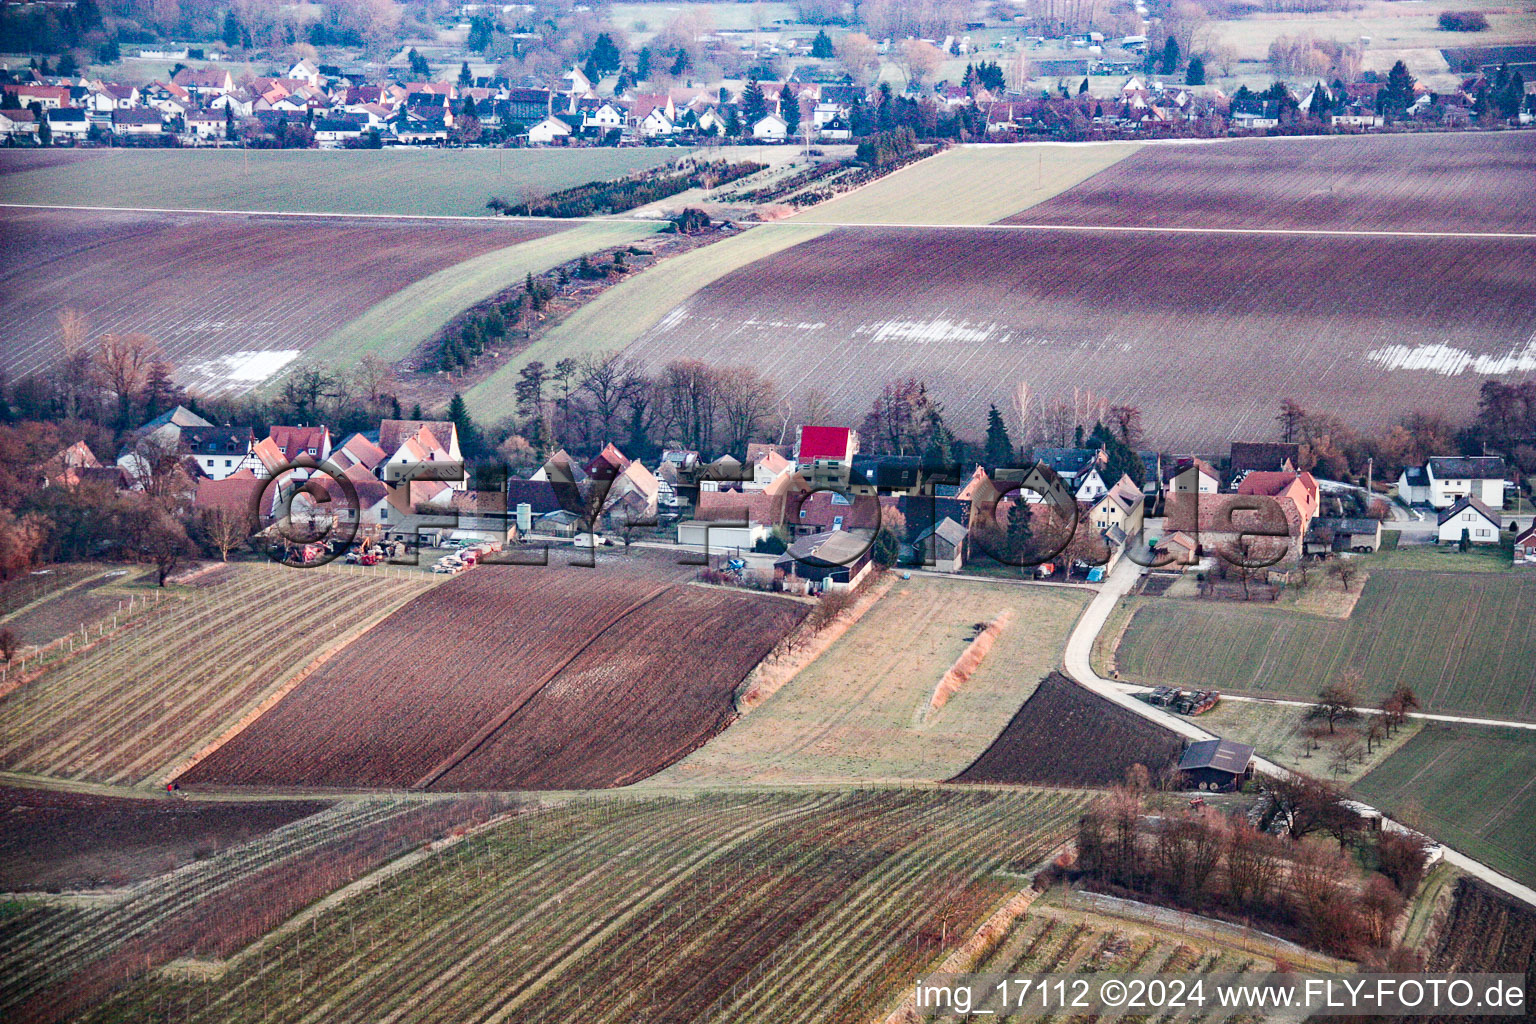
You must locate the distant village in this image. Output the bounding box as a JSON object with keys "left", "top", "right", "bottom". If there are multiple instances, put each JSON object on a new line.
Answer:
{"left": 40, "top": 405, "right": 1532, "bottom": 595}
{"left": 1, "top": 39, "right": 1530, "bottom": 149}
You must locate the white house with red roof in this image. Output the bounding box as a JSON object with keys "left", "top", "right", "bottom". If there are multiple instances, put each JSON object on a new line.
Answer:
{"left": 330, "top": 433, "right": 387, "bottom": 475}
{"left": 267, "top": 425, "right": 332, "bottom": 464}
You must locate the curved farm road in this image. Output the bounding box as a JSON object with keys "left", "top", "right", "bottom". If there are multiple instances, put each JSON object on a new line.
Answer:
{"left": 1062, "top": 550, "right": 1536, "bottom": 909}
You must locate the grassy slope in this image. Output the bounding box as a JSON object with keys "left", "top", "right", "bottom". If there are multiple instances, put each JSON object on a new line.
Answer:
{"left": 463, "top": 223, "right": 829, "bottom": 421}
{"left": 0, "top": 148, "right": 688, "bottom": 217}
{"left": 1353, "top": 722, "right": 1536, "bottom": 889}
{"left": 296, "top": 221, "right": 660, "bottom": 372}
{"left": 791, "top": 142, "right": 1140, "bottom": 225}
{"left": 652, "top": 577, "right": 1089, "bottom": 785}
{"left": 1110, "top": 570, "right": 1536, "bottom": 721}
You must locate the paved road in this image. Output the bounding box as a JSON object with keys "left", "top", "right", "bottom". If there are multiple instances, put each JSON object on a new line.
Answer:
{"left": 8, "top": 201, "right": 1536, "bottom": 241}
{"left": 1108, "top": 682, "right": 1536, "bottom": 733}
{"left": 1060, "top": 553, "right": 1536, "bottom": 908}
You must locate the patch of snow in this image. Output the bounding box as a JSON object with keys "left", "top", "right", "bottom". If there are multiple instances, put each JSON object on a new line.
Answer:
{"left": 1366, "top": 337, "right": 1536, "bottom": 375}
{"left": 183, "top": 349, "right": 302, "bottom": 393}
{"left": 855, "top": 318, "right": 1002, "bottom": 344}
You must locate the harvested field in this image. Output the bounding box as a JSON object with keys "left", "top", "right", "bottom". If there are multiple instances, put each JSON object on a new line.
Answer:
{"left": 953, "top": 672, "right": 1184, "bottom": 787}
{"left": 622, "top": 225, "right": 1536, "bottom": 449}
{"left": 0, "top": 207, "right": 562, "bottom": 392}
{"left": 1111, "top": 571, "right": 1536, "bottom": 722}
{"left": 0, "top": 795, "right": 513, "bottom": 1024}
{"left": 790, "top": 142, "right": 1138, "bottom": 225}
{"left": 464, "top": 224, "right": 828, "bottom": 422}
{"left": 655, "top": 577, "right": 1088, "bottom": 785}
{"left": 74, "top": 788, "right": 1086, "bottom": 1024}
{"left": 1014, "top": 132, "right": 1536, "bottom": 233}
{"left": 0, "top": 564, "right": 433, "bottom": 785}
{"left": 188, "top": 553, "right": 805, "bottom": 789}
{"left": 1353, "top": 723, "right": 1536, "bottom": 889}
{"left": 0, "top": 147, "right": 687, "bottom": 216}
{"left": 0, "top": 785, "right": 328, "bottom": 891}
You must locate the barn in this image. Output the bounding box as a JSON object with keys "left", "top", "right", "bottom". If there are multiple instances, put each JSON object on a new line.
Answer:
{"left": 1178, "top": 738, "right": 1254, "bottom": 791}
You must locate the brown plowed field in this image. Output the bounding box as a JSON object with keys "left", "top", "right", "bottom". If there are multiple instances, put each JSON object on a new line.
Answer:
{"left": 0, "top": 207, "right": 560, "bottom": 392}
{"left": 951, "top": 672, "right": 1183, "bottom": 786}
{"left": 0, "top": 785, "right": 329, "bottom": 891}
{"left": 435, "top": 584, "right": 807, "bottom": 790}
{"left": 1009, "top": 132, "right": 1536, "bottom": 233}
{"left": 186, "top": 553, "right": 806, "bottom": 790}
{"left": 624, "top": 225, "right": 1536, "bottom": 449}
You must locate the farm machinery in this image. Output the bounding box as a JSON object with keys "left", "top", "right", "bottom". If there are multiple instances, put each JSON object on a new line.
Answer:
{"left": 1142, "top": 686, "right": 1220, "bottom": 715}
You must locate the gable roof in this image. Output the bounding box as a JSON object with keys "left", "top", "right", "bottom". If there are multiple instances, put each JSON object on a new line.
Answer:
{"left": 1237, "top": 470, "right": 1317, "bottom": 502}
{"left": 1178, "top": 738, "right": 1253, "bottom": 774}
{"left": 1438, "top": 495, "right": 1501, "bottom": 528}
{"left": 506, "top": 479, "right": 568, "bottom": 515}
{"left": 380, "top": 419, "right": 456, "bottom": 458}
{"left": 1166, "top": 456, "right": 1219, "bottom": 483}
{"left": 786, "top": 489, "right": 882, "bottom": 530}
{"left": 1164, "top": 492, "right": 1304, "bottom": 538}
{"left": 268, "top": 425, "right": 328, "bottom": 461}
{"left": 1428, "top": 456, "right": 1505, "bottom": 480}
{"left": 1515, "top": 521, "right": 1536, "bottom": 548}
{"left": 193, "top": 469, "right": 263, "bottom": 516}
{"left": 1229, "top": 441, "right": 1299, "bottom": 475}
{"left": 332, "top": 432, "right": 386, "bottom": 473}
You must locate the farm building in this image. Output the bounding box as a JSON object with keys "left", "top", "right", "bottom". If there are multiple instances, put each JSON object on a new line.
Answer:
{"left": 1178, "top": 738, "right": 1254, "bottom": 791}
{"left": 775, "top": 529, "right": 873, "bottom": 591}
{"left": 1229, "top": 441, "right": 1300, "bottom": 477}
{"left": 907, "top": 516, "right": 968, "bottom": 572}
{"left": 1305, "top": 516, "right": 1383, "bottom": 556}
{"left": 1515, "top": 522, "right": 1536, "bottom": 566}
{"left": 1153, "top": 531, "right": 1200, "bottom": 569}
{"left": 1437, "top": 496, "right": 1502, "bottom": 544}
{"left": 676, "top": 519, "right": 770, "bottom": 554}
{"left": 1397, "top": 456, "right": 1506, "bottom": 509}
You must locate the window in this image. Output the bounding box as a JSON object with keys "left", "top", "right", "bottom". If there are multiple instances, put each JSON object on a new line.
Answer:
{"left": 225, "top": 459, "right": 232, "bottom": 468}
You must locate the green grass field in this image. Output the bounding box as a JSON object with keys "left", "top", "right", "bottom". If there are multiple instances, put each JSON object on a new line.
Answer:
{"left": 0, "top": 148, "right": 690, "bottom": 217}
{"left": 1112, "top": 570, "right": 1536, "bottom": 722}
{"left": 1367, "top": 530, "right": 1516, "bottom": 572}
{"left": 464, "top": 223, "right": 829, "bottom": 421}
{"left": 654, "top": 577, "right": 1088, "bottom": 785}
{"left": 293, "top": 221, "right": 661, "bottom": 374}
{"left": 1354, "top": 722, "right": 1536, "bottom": 889}
{"left": 791, "top": 143, "right": 1139, "bottom": 226}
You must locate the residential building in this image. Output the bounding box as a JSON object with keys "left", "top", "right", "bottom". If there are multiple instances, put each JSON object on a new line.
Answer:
{"left": 1436, "top": 496, "right": 1502, "bottom": 544}
{"left": 795, "top": 425, "right": 858, "bottom": 487}
{"left": 182, "top": 426, "right": 256, "bottom": 480}
{"left": 1398, "top": 456, "right": 1506, "bottom": 509}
